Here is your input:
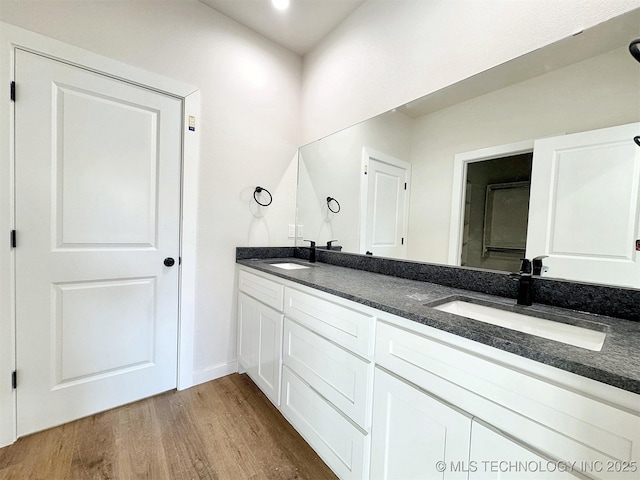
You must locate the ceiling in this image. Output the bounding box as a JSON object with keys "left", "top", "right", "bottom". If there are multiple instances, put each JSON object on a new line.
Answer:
{"left": 199, "top": 0, "right": 367, "bottom": 55}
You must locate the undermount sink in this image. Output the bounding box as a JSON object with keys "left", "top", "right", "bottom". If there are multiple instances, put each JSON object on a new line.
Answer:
{"left": 430, "top": 298, "right": 607, "bottom": 351}
{"left": 269, "top": 262, "right": 311, "bottom": 270}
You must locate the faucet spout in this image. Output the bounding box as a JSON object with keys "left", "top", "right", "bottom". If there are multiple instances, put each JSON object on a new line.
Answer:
{"left": 303, "top": 240, "right": 316, "bottom": 263}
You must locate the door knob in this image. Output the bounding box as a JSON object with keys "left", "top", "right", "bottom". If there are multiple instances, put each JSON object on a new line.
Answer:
{"left": 164, "top": 257, "right": 175, "bottom": 267}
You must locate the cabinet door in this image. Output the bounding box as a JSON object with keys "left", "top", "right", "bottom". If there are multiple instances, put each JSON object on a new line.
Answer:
{"left": 469, "top": 421, "right": 584, "bottom": 480}
{"left": 237, "top": 292, "right": 283, "bottom": 406}
{"left": 370, "top": 368, "right": 472, "bottom": 480}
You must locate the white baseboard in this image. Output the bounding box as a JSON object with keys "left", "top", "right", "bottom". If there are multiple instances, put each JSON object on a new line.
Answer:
{"left": 188, "top": 361, "right": 238, "bottom": 389}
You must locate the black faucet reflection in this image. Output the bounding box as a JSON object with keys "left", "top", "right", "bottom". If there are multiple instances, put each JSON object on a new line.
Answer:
{"left": 510, "top": 258, "right": 533, "bottom": 306}
{"left": 532, "top": 255, "right": 549, "bottom": 276}
{"left": 303, "top": 240, "right": 316, "bottom": 263}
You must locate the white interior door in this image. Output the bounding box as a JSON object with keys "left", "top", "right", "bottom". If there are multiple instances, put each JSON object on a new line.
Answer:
{"left": 14, "top": 49, "right": 182, "bottom": 436}
{"left": 526, "top": 123, "right": 640, "bottom": 287}
{"left": 361, "top": 149, "right": 410, "bottom": 258}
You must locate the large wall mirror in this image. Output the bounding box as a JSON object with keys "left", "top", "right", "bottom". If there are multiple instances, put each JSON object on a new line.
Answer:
{"left": 296, "top": 8, "right": 640, "bottom": 289}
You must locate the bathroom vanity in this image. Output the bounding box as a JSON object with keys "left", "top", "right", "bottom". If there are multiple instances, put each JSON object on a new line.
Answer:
{"left": 236, "top": 248, "right": 640, "bottom": 480}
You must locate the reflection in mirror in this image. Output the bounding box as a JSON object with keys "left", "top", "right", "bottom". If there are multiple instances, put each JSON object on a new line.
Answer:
{"left": 462, "top": 154, "right": 532, "bottom": 273}
{"left": 296, "top": 9, "right": 640, "bottom": 289}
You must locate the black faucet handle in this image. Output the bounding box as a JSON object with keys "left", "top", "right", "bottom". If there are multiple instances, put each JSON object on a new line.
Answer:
{"left": 303, "top": 239, "right": 316, "bottom": 248}
{"left": 519, "top": 258, "right": 532, "bottom": 274}
{"left": 532, "top": 255, "right": 549, "bottom": 276}
{"left": 326, "top": 240, "right": 337, "bottom": 249}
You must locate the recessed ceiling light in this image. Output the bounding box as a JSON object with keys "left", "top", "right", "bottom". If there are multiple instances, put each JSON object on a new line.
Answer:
{"left": 272, "top": 0, "right": 290, "bottom": 11}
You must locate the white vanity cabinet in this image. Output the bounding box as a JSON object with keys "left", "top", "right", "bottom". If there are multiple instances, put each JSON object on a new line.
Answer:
{"left": 370, "top": 367, "right": 472, "bottom": 480}
{"left": 280, "top": 287, "right": 376, "bottom": 480}
{"left": 237, "top": 270, "right": 284, "bottom": 406}
{"left": 374, "top": 318, "right": 640, "bottom": 480}
{"left": 236, "top": 265, "right": 640, "bottom": 480}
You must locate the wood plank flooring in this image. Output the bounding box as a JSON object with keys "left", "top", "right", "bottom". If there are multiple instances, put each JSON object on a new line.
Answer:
{"left": 0, "top": 373, "right": 338, "bottom": 480}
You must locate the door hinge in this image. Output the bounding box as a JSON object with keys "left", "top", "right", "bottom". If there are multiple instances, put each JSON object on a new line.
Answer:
{"left": 10, "top": 81, "right": 15, "bottom": 102}
{"left": 404, "top": 182, "right": 407, "bottom": 190}
{"left": 401, "top": 237, "right": 405, "bottom": 245}
{"left": 10, "top": 230, "right": 16, "bottom": 248}
{"left": 11, "top": 371, "right": 16, "bottom": 389}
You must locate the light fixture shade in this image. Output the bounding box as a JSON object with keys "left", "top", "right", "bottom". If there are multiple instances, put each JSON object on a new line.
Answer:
{"left": 272, "top": 0, "right": 290, "bottom": 11}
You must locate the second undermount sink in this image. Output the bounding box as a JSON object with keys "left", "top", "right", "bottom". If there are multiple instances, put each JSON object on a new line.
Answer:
{"left": 269, "top": 262, "right": 311, "bottom": 270}
{"left": 430, "top": 298, "right": 607, "bottom": 351}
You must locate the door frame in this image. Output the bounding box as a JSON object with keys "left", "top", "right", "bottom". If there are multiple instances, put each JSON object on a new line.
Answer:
{"left": 447, "top": 139, "right": 534, "bottom": 266}
{"left": 359, "top": 147, "right": 411, "bottom": 257}
{"left": 0, "top": 22, "right": 200, "bottom": 447}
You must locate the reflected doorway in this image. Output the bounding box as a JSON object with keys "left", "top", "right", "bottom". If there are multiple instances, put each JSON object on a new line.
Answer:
{"left": 461, "top": 153, "right": 532, "bottom": 272}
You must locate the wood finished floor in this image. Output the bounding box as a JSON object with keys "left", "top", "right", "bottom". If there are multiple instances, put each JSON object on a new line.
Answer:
{"left": 0, "top": 373, "right": 338, "bottom": 480}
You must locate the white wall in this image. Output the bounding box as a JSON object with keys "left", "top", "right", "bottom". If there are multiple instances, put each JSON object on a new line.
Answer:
{"left": 301, "top": 0, "right": 640, "bottom": 144}
{"left": 0, "top": 0, "right": 301, "bottom": 389}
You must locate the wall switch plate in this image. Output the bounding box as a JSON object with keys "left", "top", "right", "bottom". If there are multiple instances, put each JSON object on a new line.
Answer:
{"left": 297, "top": 225, "right": 304, "bottom": 238}
{"left": 288, "top": 224, "right": 295, "bottom": 238}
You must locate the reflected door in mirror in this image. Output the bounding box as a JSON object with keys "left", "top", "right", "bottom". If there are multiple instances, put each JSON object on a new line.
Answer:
{"left": 361, "top": 149, "right": 411, "bottom": 258}
{"left": 527, "top": 122, "right": 640, "bottom": 288}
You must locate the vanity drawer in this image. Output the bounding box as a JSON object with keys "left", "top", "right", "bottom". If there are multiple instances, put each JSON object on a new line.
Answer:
{"left": 284, "top": 287, "right": 374, "bottom": 358}
{"left": 283, "top": 318, "right": 373, "bottom": 430}
{"left": 238, "top": 269, "right": 284, "bottom": 311}
{"left": 280, "top": 366, "right": 369, "bottom": 480}
{"left": 375, "top": 320, "right": 640, "bottom": 478}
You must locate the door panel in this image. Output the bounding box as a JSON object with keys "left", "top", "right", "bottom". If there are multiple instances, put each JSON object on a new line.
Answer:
{"left": 53, "top": 278, "right": 156, "bottom": 386}
{"left": 362, "top": 150, "right": 410, "bottom": 258}
{"left": 526, "top": 123, "right": 640, "bottom": 287}
{"left": 15, "top": 49, "right": 182, "bottom": 436}
{"left": 55, "top": 83, "right": 159, "bottom": 247}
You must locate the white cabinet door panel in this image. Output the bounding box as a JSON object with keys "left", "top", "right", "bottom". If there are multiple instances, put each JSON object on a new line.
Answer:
{"left": 370, "top": 368, "right": 472, "bottom": 480}
{"left": 237, "top": 292, "right": 283, "bottom": 406}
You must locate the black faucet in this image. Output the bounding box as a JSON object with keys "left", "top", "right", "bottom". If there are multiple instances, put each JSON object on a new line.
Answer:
{"left": 510, "top": 258, "right": 533, "bottom": 306}
{"left": 326, "top": 239, "right": 337, "bottom": 251}
{"left": 303, "top": 240, "right": 316, "bottom": 263}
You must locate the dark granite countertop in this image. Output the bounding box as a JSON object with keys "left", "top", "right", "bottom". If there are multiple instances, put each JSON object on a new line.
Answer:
{"left": 237, "top": 256, "right": 640, "bottom": 395}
